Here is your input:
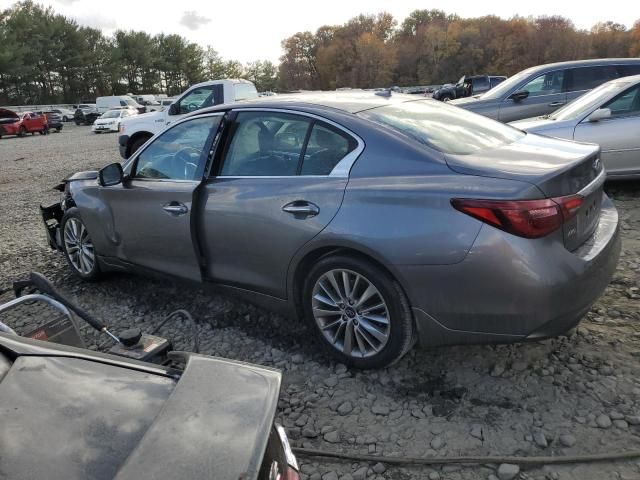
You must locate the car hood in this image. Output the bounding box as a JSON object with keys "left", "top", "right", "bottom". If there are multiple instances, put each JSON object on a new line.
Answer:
{"left": 0, "top": 334, "right": 281, "bottom": 480}
{"left": 0, "top": 108, "right": 19, "bottom": 120}
{"left": 510, "top": 117, "right": 576, "bottom": 133}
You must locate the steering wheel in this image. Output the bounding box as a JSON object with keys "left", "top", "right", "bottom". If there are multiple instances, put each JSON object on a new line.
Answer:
{"left": 174, "top": 146, "right": 201, "bottom": 180}
{"left": 185, "top": 103, "right": 199, "bottom": 112}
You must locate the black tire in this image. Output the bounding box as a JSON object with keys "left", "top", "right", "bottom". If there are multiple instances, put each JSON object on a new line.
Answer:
{"left": 441, "top": 94, "right": 454, "bottom": 102}
{"left": 56, "top": 127, "right": 62, "bottom": 132}
{"left": 63, "top": 116, "right": 69, "bottom": 122}
{"left": 75, "top": 120, "right": 81, "bottom": 126}
{"left": 20, "top": 127, "right": 27, "bottom": 136}
{"left": 60, "top": 207, "right": 101, "bottom": 281}
{"left": 302, "top": 254, "right": 414, "bottom": 369}
{"left": 129, "top": 136, "right": 150, "bottom": 157}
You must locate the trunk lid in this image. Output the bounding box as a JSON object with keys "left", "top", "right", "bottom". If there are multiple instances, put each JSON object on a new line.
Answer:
{"left": 446, "top": 133, "right": 604, "bottom": 250}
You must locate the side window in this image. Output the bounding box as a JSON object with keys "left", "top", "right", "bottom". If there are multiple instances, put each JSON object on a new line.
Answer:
{"left": 618, "top": 65, "right": 640, "bottom": 77}
{"left": 567, "top": 66, "right": 618, "bottom": 92}
{"left": 301, "top": 123, "right": 356, "bottom": 175}
{"left": 603, "top": 84, "right": 640, "bottom": 118}
{"left": 134, "top": 116, "right": 221, "bottom": 181}
{"left": 520, "top": 71, "right": 565, "bottom": 97}
{"left": 119, "top": 100, "right": 127, "bottom": 106}
{"left": 177, "top": 86, "right": 222, "bottom": 114}
{"left": 220, "top": 112, "right": 312, "bottom": 176}
{"left": 471, "top": 77, "right": 489, "bottom": 93}
{"left": 490, "top": 77, "right": 505, "bottom": 88}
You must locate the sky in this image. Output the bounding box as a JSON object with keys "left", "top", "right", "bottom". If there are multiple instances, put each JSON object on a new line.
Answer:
{"left": 2, "top": 0, "right": 639, "bottom": 63}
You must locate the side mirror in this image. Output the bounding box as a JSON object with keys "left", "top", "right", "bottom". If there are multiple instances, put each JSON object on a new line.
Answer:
{"left": 509, "top": 90, "right": 529, "bottom": 101}
{"left": 168, "top": 103, "right": 179, "bottom": 115}
{"left": 587, "top": 108, "right": 611, "bottom": 122}
{"left": 99, "top": 163, "right": 124, "bottom": 187}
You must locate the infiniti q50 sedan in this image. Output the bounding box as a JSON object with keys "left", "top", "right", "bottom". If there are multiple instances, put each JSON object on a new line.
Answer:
{"left": 41, "top": 92, "right": 621, "bottom": 369}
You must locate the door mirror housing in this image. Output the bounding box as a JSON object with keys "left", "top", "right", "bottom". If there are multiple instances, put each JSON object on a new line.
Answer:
{"left": 99, "top": 163, "right": 124, "bottom": 187}
{"left": 168, "top": 103, "right": 179, "bottom": 115}
{"left": 586, "top": 108, "right": 612, "bottom": 122}
{"left": 509, "top": 90, "right": 529, "bottom": 101}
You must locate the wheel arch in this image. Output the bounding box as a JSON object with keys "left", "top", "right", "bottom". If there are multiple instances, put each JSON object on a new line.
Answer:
{"left": 126, "top": 130, "right": 154, "bottom": 157}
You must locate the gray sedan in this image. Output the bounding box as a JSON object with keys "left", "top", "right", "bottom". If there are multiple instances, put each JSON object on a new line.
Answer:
{"left": 41, "top": 93, "right": 620, "bottom": 368}
{"left": 512, "top": 75, "right": 640, "bottom": 179}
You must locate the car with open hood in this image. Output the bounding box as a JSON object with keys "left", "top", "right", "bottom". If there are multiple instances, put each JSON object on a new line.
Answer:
{"left": 0, "top": 109, "right": 48, "bottom": 138}
{"left": 41, "top": 92, "right": 620, "bottom": 369}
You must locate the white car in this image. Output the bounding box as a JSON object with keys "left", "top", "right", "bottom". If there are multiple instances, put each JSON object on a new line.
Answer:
{"left": 92, "top": 108, "right": 137, "bottom": 133}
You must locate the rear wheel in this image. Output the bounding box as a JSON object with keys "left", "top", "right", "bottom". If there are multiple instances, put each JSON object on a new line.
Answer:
{"left": 18, "top": 126, "right": 26, "bottom": 137}
{"left": 62, "top": 116, "right": 69, "bottom": 122}
{"left": 442, "top": 94, "right": 454, "bottom": 102}
{"left": 61, "top": 208, "right": 101, "bottom": 281}
{"left": 303, "top": 254, "right": 414, "bottom": 369}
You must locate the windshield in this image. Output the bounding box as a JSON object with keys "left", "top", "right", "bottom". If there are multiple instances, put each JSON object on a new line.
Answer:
{"left": 101, "top": 110, "right": 121, "bottom": 119}
{"left": 550, "top": 82, "right": 628, "bottom": 121}
{"left": 479, "top": 68, "right": 536, "bottom": 100}
{"left": 359, "top": 99, "right": 524, "bottom": 155}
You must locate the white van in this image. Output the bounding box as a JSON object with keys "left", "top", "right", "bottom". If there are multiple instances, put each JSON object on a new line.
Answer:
{"left": 96, "top": 96, "right": 144, "bottom": 114}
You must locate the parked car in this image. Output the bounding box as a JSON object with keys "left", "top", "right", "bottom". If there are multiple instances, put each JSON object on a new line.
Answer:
{"left": 91, "top": 107, "right": 138, "bottom": 133}
{"left": 74, "top": 104, "right": 100, "bottom": 125}
{"left": 432, "top": 75, "right": 506, "bottom": 101}
{"left": 49, "top": 107, "right": 76, "bottom": 122}
{"left": 0, "top": 332, "right": 299, "bottom": 480}
{"left": 34, "top": 110, "right": 63, "bottom": 132}
{"left": 451, "top": 58, "right": 640, "bottom": 122}
{"left": 0, "top": 109, "right": 47, "bottom": 138}
{"left": 96, "top": 95, "right": 145, "bottom": 114}
{"left": 41, "top": 92, "right": 620, "bottom": 369}
{"left": 511, "top": 74, "right": 640, "bottom": 179}
{"left": 118, "top": 79, "right": 258, "bottom": 158}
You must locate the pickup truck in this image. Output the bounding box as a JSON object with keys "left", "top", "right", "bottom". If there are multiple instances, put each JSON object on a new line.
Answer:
{"left": 118, "top": 79, "right": 258, "bottom": 158}
{"left": 432, "top": 75, "right": 506, "bottom": 101}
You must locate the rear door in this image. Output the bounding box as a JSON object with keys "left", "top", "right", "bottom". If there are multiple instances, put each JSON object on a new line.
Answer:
{"left": 498, "top": 70, "right": 567, "bottom": 121}
{"left": 573, "top": 82, "right": 640, "bottom": 177}
{"left": 100, "top": 114, "right": 223, "bottom": 281}
{"left": 200, "top": 109, "right": 362, "bottom": 298}
{"left": 565, "top": 65, "right": 620, "bottom": 103}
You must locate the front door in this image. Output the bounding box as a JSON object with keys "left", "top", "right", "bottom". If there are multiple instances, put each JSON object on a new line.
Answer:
{"left": 200, "top": 110, "right": 361, "bottom": 298}
{"left": 574, "top": 83, "right": 640, "bottom": 177}
{"left": 101, "top": 114, "right": 223, "bottom": 281}
{"left": 499, "top": 70, "right": 567, "bottom": 122}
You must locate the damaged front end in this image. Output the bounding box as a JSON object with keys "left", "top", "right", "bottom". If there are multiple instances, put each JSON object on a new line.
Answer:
{"left": 40, "top": 178, "right": 77, "bottom": 251}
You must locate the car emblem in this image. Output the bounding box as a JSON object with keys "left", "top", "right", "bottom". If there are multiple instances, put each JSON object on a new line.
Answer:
{"left": 593, "top": 157, "right": 601, "bottom": 171}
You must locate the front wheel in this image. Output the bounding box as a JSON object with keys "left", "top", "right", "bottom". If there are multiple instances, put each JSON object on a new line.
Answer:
{"left": 303, "top": 255, "right": 414, "bottom": 369}
{"left": 61, "top": 208, "right": 101, "bottom": 280}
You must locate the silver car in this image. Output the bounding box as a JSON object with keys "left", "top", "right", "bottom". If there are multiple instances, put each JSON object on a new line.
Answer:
{"left": 41, "top": 93, "right": 621, "bottom": 368}
{"left": 511, "top": 75, "right": 640, "bottom": 179}
{"left": 452, "top": 59, "right": 640, "bottom": 122}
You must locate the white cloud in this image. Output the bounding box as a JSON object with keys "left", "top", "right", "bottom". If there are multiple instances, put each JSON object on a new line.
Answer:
{"left": 179, "top": 11, "right": 211, "bottom": 30}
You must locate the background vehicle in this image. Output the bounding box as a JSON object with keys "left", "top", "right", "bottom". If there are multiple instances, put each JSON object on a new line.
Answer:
{"left": 118, "top": 79, "right": 258, "bottom": 158}
{"left": 0, "top": 109, "right": 47, "bottom": 138}
{"left": 34, "top": 110, "right": 63, "bottom": 132}
{"left": 96, "top": 95, "right": 145, "bottom": 114}
{"left": 451, "top": 58, "right": 640, "bottom": 122}
{"left": 49, "top": 107, "right": 75, "bottom": 122}
{"left": 512, "top": 74, "right": 640, "bottom": 179}
{"left": 432, "top": 75, "right": 506, "bottom": 101}
{"left": 42, "top": 92, "right": 620, "bottom": 369}
{"left": 92, "top": 107, "right": 138, "bottom": 133}
{"left": 0, "top": 273, "right": 299, "bottom": 480}
{"left": 74, "top": 104, "right": 100, "bottom": 125}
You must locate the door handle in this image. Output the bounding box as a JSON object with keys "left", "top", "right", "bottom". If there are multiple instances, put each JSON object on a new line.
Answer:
{"left": 162, "top": 202, "right": 188, "bottom": 215}
{"left": 282, "top": 201, "right": 320, "bottom": 217}
{"left": 548, "top": 102, "right": 565, "bottom": 107}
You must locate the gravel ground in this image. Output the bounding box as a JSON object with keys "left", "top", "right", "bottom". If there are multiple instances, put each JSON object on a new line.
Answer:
{"left": 1, "top": 125, "right": 640, "bottom": 480}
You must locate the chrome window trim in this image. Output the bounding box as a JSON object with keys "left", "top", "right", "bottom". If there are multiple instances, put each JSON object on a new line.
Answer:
{"left": 578, "top": 168, "right": 606, "bottom": 197}
{"left": 221, "top": 107, "right": 365, "bottom": 178}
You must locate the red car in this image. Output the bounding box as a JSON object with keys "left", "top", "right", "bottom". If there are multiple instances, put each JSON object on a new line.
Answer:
{"left": 0, "top": 108, "right": 48, "bottom": 138}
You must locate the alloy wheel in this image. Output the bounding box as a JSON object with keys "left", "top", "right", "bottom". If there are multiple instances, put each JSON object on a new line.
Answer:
{"left": 63, "top": 217, "right": 95, "bottom": 275}
{"left": 311, "top": 269, "right": 390, "bottom": 358}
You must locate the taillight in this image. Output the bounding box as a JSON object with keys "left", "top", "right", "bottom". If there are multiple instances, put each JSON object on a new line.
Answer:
{"left": 451, "top": 195, "right": 583, "bottom": 239}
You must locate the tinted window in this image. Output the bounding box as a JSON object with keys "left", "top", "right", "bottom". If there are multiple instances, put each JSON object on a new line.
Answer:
{"left": 471, "top": 77, "right": 489, "bottom": 92}
{"left": 134, "top": 116, "right": 220, "bottom": 180}
{"left": 119, "top": 100, "right": 127, "bottom": 106}
{"left": 490, "top": 77, "right": 505, "bottom": 88}
{"left": 520, "top": 70, "right": 565, "bottom": 97}
{"left": 603, "top": 84, "right": 640, "bottom": 117}
{"left": 220, "top": 112, "right": 311, "bottom": 176}
{"left": 301, "top": 124, "right": 356, "bottom": 175}
{"left": 567, "top": 66, "right": 618, "bottom": 92}
{"left": 359, "top": 100, "right": 524, "bottom": 155}
{"left": 178, "top": 86, "right": 221, "bottom": 114}
{"left": 618, "top": 65, "right": 640, "bottom": 77}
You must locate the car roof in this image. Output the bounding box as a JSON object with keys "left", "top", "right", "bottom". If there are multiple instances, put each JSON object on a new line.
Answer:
{"left": 196, "top": 91, "right": 422, "bottom": 115}
{"left": 523, "top": 58, "right": 640, "bottom": 74}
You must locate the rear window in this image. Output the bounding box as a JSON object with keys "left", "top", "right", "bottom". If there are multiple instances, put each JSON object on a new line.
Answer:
{"left": 358, "top": 100, "right": 524, "bottom": 155}
{"left": 234, "top": 83, "right": 259, "bottom": 101}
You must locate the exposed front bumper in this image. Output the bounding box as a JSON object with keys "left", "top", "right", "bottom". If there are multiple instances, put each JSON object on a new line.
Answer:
{"left": 92, "top": 123, "right": 118, "bottom": 132}
{"left": 398, "top": 193, "right": 621, "bottom": 347}
{"left": 40, "top": 202, "right": 63, "bottom": 250}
